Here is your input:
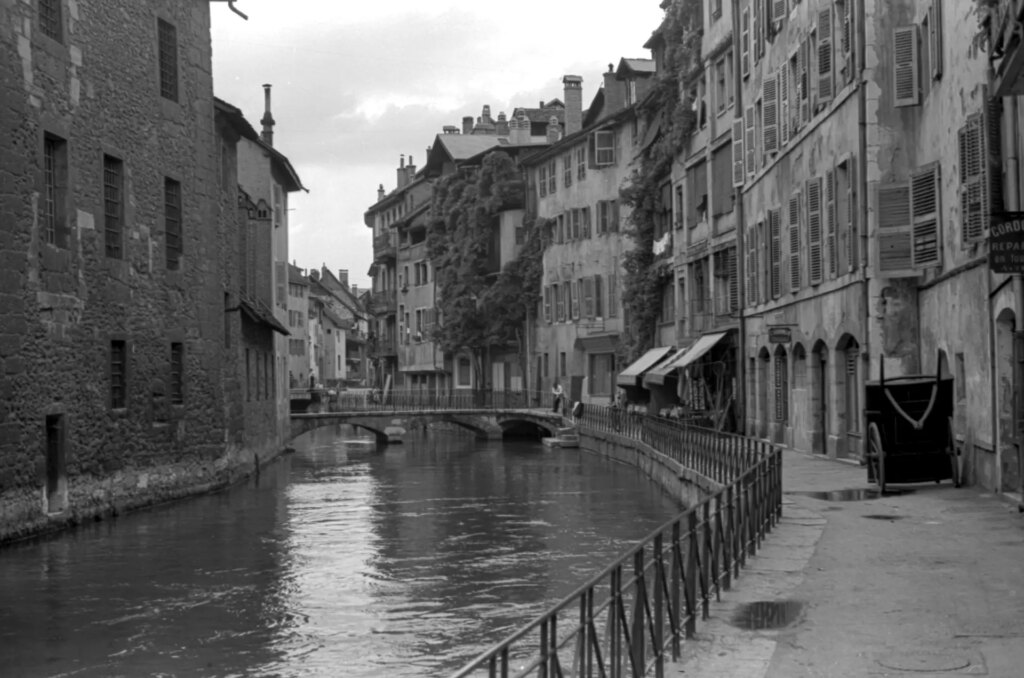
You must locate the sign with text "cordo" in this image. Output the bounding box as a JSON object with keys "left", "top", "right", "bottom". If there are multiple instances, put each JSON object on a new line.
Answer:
{"left": 990, "top": 212, "right": 1024, "bottom": 274}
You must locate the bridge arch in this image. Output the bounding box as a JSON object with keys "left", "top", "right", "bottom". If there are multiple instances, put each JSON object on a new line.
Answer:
{"left": 289, "top": 410, "right": 564, "bottom": 445}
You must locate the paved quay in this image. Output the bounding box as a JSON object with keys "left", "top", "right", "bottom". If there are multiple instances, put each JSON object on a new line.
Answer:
{"left": 667, "top": 448, "right": 1024, "bottom": 678}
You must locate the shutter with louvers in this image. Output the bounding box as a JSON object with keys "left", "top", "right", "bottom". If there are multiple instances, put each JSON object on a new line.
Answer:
{"left": 543, "top": 286, "right": 552, "bottom": 323}
{"left": 770, "top": 208, "right": 782, "bottom": 298}
{"left": 753, "top": 0, "right": 762, "bottom": 63}
{"left": 818, "top": 5, "right": 835, "bottom": 106}
{"left": 571, "top": 280, "right": 581, "bottom": 320}
{"left": 774, "top": 352, "right": 788, "bottom": 422}
{"left": 745, "top": 106, "right": 756, "bottom": 177}
{"left": 929, "top": 2, "right": 942, "bottom": 81}
{"left": 595, "top": 274, "right": 604, "bottom": 317}
{"left": 986, "top": 96, "right": 1005, "bottom": 225}
{"left": 747, "top": 225, "right": 758, "bottom": 306}
{"left": 875, "top": 184, "right": 916, "bottom": 277}
{"left": 789, "top": 192, "right": 801, "bottom": 291}
{"left": 732, "top": 118, "right": 745, "bottom": 187}
{"left": 808, "top": 177, "right": 823, "bottom": 284}
{"left": 826, "top": 168, "right": 837, "bottom": 278}
{"left": 729, "top": 248, "right": 739, "bottom": 312}
{"left": 910, "top": 164, "right": 941, "bottom": 268}
{"left": 759, "top": 219, "right": 769, "bottom": 303}
{"left": 611, "top": 200, "right": 620, "bottom": 232}
{"left": 846, "top": 156, "right": 858, "bottom": 271}
{"left": 584, "top": 277, "right": 594, "bottom": 318}
{"left": 763, "top": 74, "right": 779, "bottom": 154}
{"left": 773, "top": 0, "right": 786, "bottom": 25}
{"left": 959, "top": 114, "right": 984, "bottom": 243}
{"left": 894, "top": 26, "right": 920, "bottom": 107}
{"left": 742, "top": 6, "right": 751, "bottom": 79}
{"left": 780, "top": 67, "right": 790, "bottom": 147}
{"left": 842, "top": 0, "right": 852, "bottom": 60}
{"left": 800, "top": 40, "right": 811, "bottom": 124}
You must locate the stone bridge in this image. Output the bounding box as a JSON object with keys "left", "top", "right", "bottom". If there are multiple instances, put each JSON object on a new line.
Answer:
{"left": 289, "top": 408, "right": 565, "bottom": 444}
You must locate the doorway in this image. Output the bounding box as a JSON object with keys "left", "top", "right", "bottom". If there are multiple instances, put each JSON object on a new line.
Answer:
{"left": 811, "top": 341, "right": 828, "bottom": 455}
{"left": 45, "top": 414, "right": 67, "bottom": 513}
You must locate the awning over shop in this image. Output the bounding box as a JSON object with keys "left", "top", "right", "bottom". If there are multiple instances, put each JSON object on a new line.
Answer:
{"left": 643, "top": 342, "right": 692, "bottom": 387}
{"left": 671, "top": 331, "right": 729, "bottom": 371}
{"left": 574, "top": 333, "right": 619, "bottom": 353}
{"left": 616, "top": 345, "right": 676, "bottom": 388}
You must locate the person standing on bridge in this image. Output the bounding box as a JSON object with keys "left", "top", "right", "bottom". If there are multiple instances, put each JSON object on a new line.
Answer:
{"left": 551, "top": 380, "right": 564, "bottom": 414}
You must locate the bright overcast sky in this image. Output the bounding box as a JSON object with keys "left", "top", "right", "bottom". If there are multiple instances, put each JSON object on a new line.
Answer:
{"left": 210, "top": 1, "right": 667, "bottom": 290}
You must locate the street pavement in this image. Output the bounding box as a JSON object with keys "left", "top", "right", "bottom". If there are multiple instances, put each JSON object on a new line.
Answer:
{"left": 666, "top": 448, "right": 1024, "bottom": 678}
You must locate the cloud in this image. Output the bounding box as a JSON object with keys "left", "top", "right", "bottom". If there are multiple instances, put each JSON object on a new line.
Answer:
{"left": 211, "top": 0, "right": 666, "bottom": 289}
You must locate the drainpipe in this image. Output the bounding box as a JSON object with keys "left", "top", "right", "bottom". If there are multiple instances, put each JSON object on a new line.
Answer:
{"left": 857, "top": 0, "right": 870, "bottom": 462}
{"left": 732, "top": 0, "right": 748, "bottom": 434}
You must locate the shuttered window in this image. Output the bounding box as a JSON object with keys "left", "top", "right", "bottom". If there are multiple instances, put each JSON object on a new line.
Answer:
{"left": 817, "top": 5, "right": 834, "bottom": 106}
{"left": 928, "top": 2, "right": 943, "bottom": 81}
{"left": 759, "top": 219, "right": 769, "bottom": 303}
{"left": 741, "top": 6, "right": 751, "bottom": 79}
{"left": 570, "top": 280, "right": 580, "bottom": 320}
{"left": 732, "top": 118, "right": 745, "bottom": 187}
{"left": 770, "top": 208, "right": 782, "bottom": 299}
{"left": 753, "top": 0, "right": 762, "bottom": 64}
{"left": 875, "top": 184, "right": 915, "bottom": 277}
{"left": 774, "top": 350, "right": 789, "bottom": 423}
{"left": 894, "top": 26, "right": 920, "bottom": 107}
{"left": 798, "top": 39, "right": 810, "bottom": 124}
{"left": 728, "top": 247, "right": 738, "bottom": 311}
{"left": 959, "top": 114, "right": 984, "bottom": 243}
{"left": 826, "top": 168, "right": 837, "bottom": 278}
{"left": 595, "top": 274, "right": 604, "bottom": 317}
{"left": 789, "top": 192, "right": 801, "bottom": 292}
{"left": 763, "top": 74, "right": 779, "bottom": 154}
{"left": 838, "top": 156, "right": 857, "bottom": 272}
{"left": 745, "top": 105, "right": 756, "bottom": 177}
{"left": 747, "top": 225, "right": 758, "bottom": 306}
{"left": 910, "top": 163, "right": 941, "bottom": 268}
{"left": 779, "top": 66, "right": 790, "bottom": 147}
{"left": 807, "top": 177, "right": 823, "bottom": 285}
{"left": 583, "top": 277, "right": 595, "bottom": 318}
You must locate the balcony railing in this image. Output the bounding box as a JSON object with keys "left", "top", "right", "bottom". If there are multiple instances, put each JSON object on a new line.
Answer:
{"left": 373, "top": 232, "right": 397, "bottom": 261}
{"left": 367, "top": 290, "right": 397, "bottom": 315}
{"left": 987, "top": 0, "right": 1024, "bottom": 95}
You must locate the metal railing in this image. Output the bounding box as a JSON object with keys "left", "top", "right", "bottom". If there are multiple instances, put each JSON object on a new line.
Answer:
{"left": 446, "top": 399, "right": 781, "bottom": 678}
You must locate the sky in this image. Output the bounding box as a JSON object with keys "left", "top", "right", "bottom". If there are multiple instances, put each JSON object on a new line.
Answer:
{"left": 210, "top": 1, "right": 667, "bottom": 291}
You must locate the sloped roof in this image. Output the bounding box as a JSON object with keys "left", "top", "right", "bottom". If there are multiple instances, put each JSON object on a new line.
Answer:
{"left": 618, "top": 58, "right": 656, "bottom": 75}
{"left": 511, "top": 105, "right": 566, "bottom": 125}
{"left": 214, "top": 97, "right": 306, "bottom": 193}
{"left": 288, "top": 263, "right": 309, "bottom": 285}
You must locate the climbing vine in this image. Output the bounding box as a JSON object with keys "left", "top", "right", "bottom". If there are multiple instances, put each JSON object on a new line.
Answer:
{"left": 428, "top": 151, "right": 542, "bottom": 382}
{"left": 618, "top": 0, "right": 703, "bottom": 362}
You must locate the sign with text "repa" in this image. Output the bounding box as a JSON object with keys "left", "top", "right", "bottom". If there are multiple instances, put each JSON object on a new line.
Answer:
{"left": 990, "top": 212, "right": 1024, "bottom": 274}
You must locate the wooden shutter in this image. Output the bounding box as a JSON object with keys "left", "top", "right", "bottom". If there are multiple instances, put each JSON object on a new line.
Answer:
{"left": 774, "top": 351, "right": 787, "bottom": 422}
{"left": 753, "top": 0, "right": 761, "bottom": 64}
{"left": 583, "top": 277, "right": 595, "bottom": 318}
{"left": 928, "top": 2, "right": 942, "bottom": 81}
{"left": 875, "top": 183, "right": 916, "bottom": 277}
{"left": 759, "top": 219, "right": 769, "bottom": 303}
{"left": 789, "top": 192, "right": 801, "bottom": 291}
{"left": 807, "top": 177, "right": 823, "bottom": 284}
{"left": 779, "top": 67, "right": 790, "bottom": 147}
{"left": 770, "top": 208, "right": 781, "bottom": 298}
{"left": 732, "top": 118, "right": 745, "bottom": 187}
{"left": 986, "top": 96, "right": 1005, "bottom": 224}
{"left": 842, "top": 0, "right": 853, "bottom": 63}
{"left": 894, "top": 26, "right": 920, "bottom": 107}
{"left": 763, "top": 73, "right": 779, "bottom": 154}
{"left": 910, "top": 164, "right": 941, "bottom": 268}
{"left": 611, "top": 200, "right": 620, "bottom": 232}
{"left": 817, "top": 5, "right": 834, "bottom": 106}
{"left": 799, "top": 39, "right": 810, "bottom": 124}
{"left": 728, "top": 248, "right": 738, "bottom": 311}
{"left": 595, "top": 274, "right": 603, "bottom": 317}
{"left": 745, "top": 106, "right": 756, "bottom": 177}
{"left": 742, "top": 6, "right": 751, "bottom": 78}
{"left": 846, "top": 156, "right": 858, "bottom": 271}
{"left": 747, "top": 225, "right": 758, "bottom": 305}
{"left": 826, "top": 168, "right": 837, "bottom": 278}
{"left": 571, "top": 280, "right": 580, "bottom": 320}
{"left": 959, "top": 114, "right": 984, "bottom": 243}
{"left": 543, "top": 286, "right": 552, "bottom": 323}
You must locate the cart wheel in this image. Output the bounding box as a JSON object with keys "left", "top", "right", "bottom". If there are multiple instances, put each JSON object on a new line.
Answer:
{"left": 948, "top": 417, "right": 961, "bottom": 488}
{"left": 868, "top": 423, "right": 886, "bottom": 494}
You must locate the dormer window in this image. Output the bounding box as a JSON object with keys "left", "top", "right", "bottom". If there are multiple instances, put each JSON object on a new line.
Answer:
{"left": 590, "top": 129, "right": 617, "bottom": 167}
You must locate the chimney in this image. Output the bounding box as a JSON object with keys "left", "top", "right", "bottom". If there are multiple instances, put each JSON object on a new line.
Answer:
{"left": 260, "top": 83, "right": 276, "bottom": 146}
{"left": 563, "top": 75, "right": 583, "bottom": 136}
{"left": 442, "top": 125, "right": 459, "bottom": 134}
{"left": 496, "top": 111, "right": 509, "bottom": 136}
{"left": 546, "top": 115, "right": 561, "bottom": 143}
{"left": 397, "top": 154, "right": 408, "bottom": 189}
{"left": 462, "top": 116, "right": 474, "bottom": 134}
{"left": 377, "top": 183, "right": 385, "bottom": 201}
{"left": 406, "top": 154, "right": 416, "bottom": 182}
{"left": 603, "top": 63, "right": 626, "bottom": 116}
{"left": 512, "top": 111, "right": 530, "bottom": 144}
{"left": 338, "top": 269, "right": 349, "bottom": 287}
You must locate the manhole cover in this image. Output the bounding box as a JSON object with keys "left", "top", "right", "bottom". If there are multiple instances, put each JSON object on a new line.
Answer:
{"left": 791, "top": 488, "right": 914, "bottom": 501}
{"left": 877, "top": 651, "right": 972, "bottom": 672}
{"left": 863, "top": 514, "right": 905, "bottom": 521}
{"left": 730, "top": 600, "right": 803, "bottom": 630}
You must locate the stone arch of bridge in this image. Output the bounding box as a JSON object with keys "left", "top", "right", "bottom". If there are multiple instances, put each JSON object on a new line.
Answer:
{"left": 289, "top": 411, "right": 563, "bottom": 444}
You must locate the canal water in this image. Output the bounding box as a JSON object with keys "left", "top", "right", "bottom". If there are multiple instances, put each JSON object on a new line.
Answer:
{"left": 0, "top": 426, "right": 682, "bottom": 677}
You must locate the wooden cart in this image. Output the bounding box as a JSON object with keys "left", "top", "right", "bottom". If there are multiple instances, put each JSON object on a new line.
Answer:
{"left": 864, "top": 360, "right": 958, "bottom": 494}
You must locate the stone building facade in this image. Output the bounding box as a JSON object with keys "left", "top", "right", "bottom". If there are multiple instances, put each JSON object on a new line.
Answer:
{"left": 0, "top": 0, "right": 231, "bottom": 541}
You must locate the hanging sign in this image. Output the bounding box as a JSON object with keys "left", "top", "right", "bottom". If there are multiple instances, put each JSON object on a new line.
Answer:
{"left": 989, "top": 212, "right": 1024, "bottom": 274}
{"left": 768, "top": 326, "right": 792, "bottom": 343}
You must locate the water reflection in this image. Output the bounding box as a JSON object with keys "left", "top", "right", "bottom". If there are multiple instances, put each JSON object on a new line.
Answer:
{"left": 0, "top": 426, "right": 680, "bottom": 677}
